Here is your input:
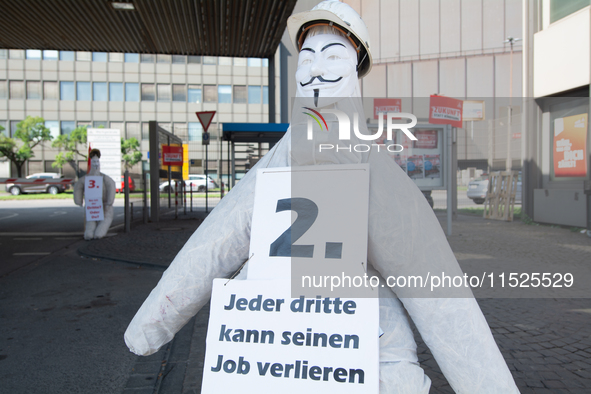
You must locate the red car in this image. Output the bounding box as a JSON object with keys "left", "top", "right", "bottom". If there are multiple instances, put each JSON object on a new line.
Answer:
{"left": 116, "top": 175, "right": 135, "bottom": 192}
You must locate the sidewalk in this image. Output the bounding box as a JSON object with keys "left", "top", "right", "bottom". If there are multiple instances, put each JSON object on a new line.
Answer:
{"left": 82, "top": 211, "right": 591, "bottom": 393}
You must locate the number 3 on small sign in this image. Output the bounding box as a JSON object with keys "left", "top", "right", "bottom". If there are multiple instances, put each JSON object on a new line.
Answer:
{"left": 269, "top": 198, "right": 343, "bottom": 259}
{"left": 88, "top": 180, "right": 96, "bottom": 188}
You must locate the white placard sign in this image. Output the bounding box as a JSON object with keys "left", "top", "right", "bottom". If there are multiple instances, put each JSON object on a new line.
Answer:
{"left": 84, "top": 176, "right": 104, "bottom": 221}
{"left": 247, "top": 164, "right": 370, "bottom": 297}
{"left": 87, "top": 128, "right": 121, "bottom": 185}
{"left": 201, "top": 279, "right": 379, "bottom": 394}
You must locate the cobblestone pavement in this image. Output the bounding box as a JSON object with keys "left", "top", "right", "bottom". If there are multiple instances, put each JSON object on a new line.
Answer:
{"left": 97, "top": 211, "right": 591, "bottom": 393}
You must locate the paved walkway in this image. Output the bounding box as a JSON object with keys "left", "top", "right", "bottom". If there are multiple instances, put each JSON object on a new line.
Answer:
{"left": 80, "top": 210, "right": 591, "bottom": 393}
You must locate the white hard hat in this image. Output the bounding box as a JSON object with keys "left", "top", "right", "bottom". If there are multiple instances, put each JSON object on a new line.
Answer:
{"left": 287, "top": 0, "right": 373, "bottom": 78}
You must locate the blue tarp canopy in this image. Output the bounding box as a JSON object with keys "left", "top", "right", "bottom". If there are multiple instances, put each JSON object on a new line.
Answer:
{"left": 222, "top": 123, "right": 288, "bottom": 144}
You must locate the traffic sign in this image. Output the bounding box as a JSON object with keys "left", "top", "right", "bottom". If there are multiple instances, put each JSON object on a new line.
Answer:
{"left": 196, "top": 111, "right": 216, "bottom": 132}
{"left": 202, "top": 131, "right": 210, "bottom": 146}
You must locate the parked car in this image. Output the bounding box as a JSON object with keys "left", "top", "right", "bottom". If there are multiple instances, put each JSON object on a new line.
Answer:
{"left": 116, "top": 175, "right": 135, "bottom": 193}
{"left": 467, "top": 172, "right": 522, "bottom": 205}
{"left": 5, "top": 173, "right": 69, "bottom": 196}
{"left": 159, "top": 175, "right": 218, "bottom": 193}
{"left": 467, "top": 174, "right": 489, "bottom": 204}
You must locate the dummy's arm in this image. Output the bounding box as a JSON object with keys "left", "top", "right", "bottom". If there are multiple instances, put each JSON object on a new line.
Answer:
{"left": 103, "top": 175, "right": 116, "bottom": 206}
{"left": 73, "top": 178, "right": 84, "bottom": 206}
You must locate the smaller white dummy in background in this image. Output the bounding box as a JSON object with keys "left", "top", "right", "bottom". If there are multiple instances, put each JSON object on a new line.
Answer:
{"left": 73, "top": 148, "right": 116, "bottom": 240}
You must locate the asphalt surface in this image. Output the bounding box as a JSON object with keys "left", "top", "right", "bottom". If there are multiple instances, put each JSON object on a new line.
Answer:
{"left": 0, "top": 202, "right": 590, "bottom": 393}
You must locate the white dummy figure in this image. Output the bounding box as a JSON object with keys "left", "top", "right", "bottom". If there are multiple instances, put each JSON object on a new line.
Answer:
{"left": 125, "top": 1, "right": 519, "bottom": 393}
{"left": 73, "top": 149, "right": 116, "bottom": 240}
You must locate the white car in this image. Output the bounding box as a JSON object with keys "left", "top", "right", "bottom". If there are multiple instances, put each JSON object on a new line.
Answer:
{"left": 5, "top": 172, "right": 68, "bottom": 195}
{"left": 159, "top": 175, "right": 218, "bottom": 193}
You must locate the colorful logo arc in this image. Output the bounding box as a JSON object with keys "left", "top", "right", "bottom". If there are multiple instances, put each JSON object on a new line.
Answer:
{"left": 303, "top": 107, "right": 328, "bottom": 131}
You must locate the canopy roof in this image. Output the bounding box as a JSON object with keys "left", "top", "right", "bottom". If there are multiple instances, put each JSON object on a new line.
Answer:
{"left": 222, "top": 123, "right": 288, "bottom": 143}
{"left": 0, "top": 0, "right": 297, "bottom": 58}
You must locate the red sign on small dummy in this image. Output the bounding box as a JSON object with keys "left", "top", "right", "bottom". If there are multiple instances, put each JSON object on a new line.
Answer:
{"left": 373, "top": 98, "right": 401, "bottom": 119}
{"left": 429, "top": 95, "right": 463, "bottom": 128}
{"left": 162, "top": 145, "right": 183, "bottom": 166}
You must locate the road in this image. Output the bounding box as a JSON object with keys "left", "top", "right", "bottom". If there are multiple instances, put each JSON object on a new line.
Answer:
{"left": 0, "top": 199, "right": 144, "bottom": 277}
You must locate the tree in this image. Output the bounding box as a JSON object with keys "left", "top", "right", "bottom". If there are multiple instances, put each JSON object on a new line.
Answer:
{"left": 51, "top": 125, "right": 88, "bottom": 177}
{"left": 121, "top": 137, "right": 143, "bottom": 171}
{"left": 0, "top": 116, "right": 52, "bottom": 177}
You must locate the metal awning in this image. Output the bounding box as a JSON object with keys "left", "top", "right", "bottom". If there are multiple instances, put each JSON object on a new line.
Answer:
{"left": 222, "top": 123, "right": 288, "bottom": 144}
{"left": 0, "top": 0, "right": 297, "bottom": 58}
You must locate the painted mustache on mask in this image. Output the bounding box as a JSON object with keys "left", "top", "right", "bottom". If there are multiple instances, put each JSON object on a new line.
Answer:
{"left": 300, "top": 75, "right": 343, "bottom": 86}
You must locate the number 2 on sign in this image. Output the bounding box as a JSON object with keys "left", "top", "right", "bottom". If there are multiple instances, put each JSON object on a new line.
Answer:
{"left": 269, "top": 198, "right": 344, "bottom": 259}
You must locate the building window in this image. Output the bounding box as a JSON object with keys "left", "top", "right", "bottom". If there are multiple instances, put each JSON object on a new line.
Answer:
{"left": 42, "top": 82, "right": 58, "bottom": 100}
{"left": 126, "top": 83, "right": 140, "bottom": 102}
{"left": 9, "top": 50, "right": 25, "bottom": 59}
{"left": 248, "top": 86, "right": 261, "bottom": 104}
{"left": 188, "top": 56, "right": 201, "bottom": 64}
{"left": 9, "top": 81, "right": 25, "bottom": 99}
{"left": 218, "top": 85, "right": 231, "bottom": 103}
{"left": 43, "top": 50, "right": 59, "bottom": 60}
{"left": 60, "top": 81, "right": 75, "bottom": 100}
{"left": 110, "top": 122, "right": 124, "bottom": 132}
{"left": 234, "top": 58, "right": 247, "bottom": 66}
{"left": 203, "top": 56, "right": 217, "bottom": 65}
{"left": 188, "top": 122, "right": 203, "bottom": 141}
{"left": 110, "top": 82, "right": 123, "bottom": 101}
{"left": 263, "top": 86, "right": 269, "bottom": 104}
{"left": 93, "top": 82, "right": 108, "bottom": 101}
{"left": 204, "top": 85, "right": 217, "bottom": 103}
{"left": 157, "top": 84, "right": 171, "bottom": 102}
{"left": 25, "top": 50, "right": 42, "bottom": 60}
{"left": 248, "top": 58, "right": 262, "bottom": 67}
{"left": 125, "top": 53, "right": 139, "bottom": 63}
{"left": 77, "top": 82, "right": 91, "bottom": 101}
{"left": 0, "top": 81, "right": 7, "bottom": 99}
{"left": 93, "top": 121, "right": 108, "bottom": 128}
{"left": 60, "top": 51, "right": 75, "bottom": 61}
{"left": 0, "top": 49, "right": 7, "bottom": 59}
{"left": 233, "top": 86, "right": 246, "bottom": 104}
{"left": 45, "top": 121, "right": 60, "bottom": 139}
{"left": 92, "top": 52, "right": 108, "bottom": 62}
{"left": 142, "top": 122, "right": 150, "bottom": 140}
{"left": 141, "top": 84, "right": 155, "bottom": 101}
{"left": 172, "top": 55, "right": 186, "bottom": 64}
{"left": 109, "top": 53, "right": 124, "bottom": 62}
{"left": 157, "top": 54, "right": 171, "bottom": 64}
{"left": 76, "top": 52, "right": 91, "bottom": 61}
{"left": 126, "top": 122, "right": 141, "bottom": 140}
{"left": 61, "top": 121, "right": 76, "bottom": 135}
{"left": 263, "top": 58, "right": 269, "bottom": 67}
{"left": 172, "top": 84, "right": 186, "bottom": 102}
{"left": 26, "top": 81, "right": 41, "bottom": 100}
{"left": 550, "top": 0, "right": 589, "bottom": 23}
{"left": 219, "top": 57, "right": 232, "bottom": 66}
{"left": 188, "top": 85, "right": 202, "bottom": 103}
{"left": 140, "top": 54, "right": 155, "bottom": 63}
{"left": 10, "top": 120, "right": 21, "bottom": 137}
{"left": 77, "top": 121, "right": 91, "bottom": 128}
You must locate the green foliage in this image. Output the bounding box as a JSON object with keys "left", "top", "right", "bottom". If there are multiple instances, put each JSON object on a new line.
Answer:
{"left": 0, "top": 116, "right": 52, "bottom": 177}
{"left": 121, "top": 137, "right": 142, "bottom": 170}
{"left": 51, "top": 125, "right": 88, "bottom": 169}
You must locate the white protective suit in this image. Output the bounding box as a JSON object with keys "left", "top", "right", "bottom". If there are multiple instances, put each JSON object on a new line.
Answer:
{"left": 125, "top": 5, "right": 519, "bottom": 393}
{"left": 73, "top": 156, "right": 116, "bottom": 240}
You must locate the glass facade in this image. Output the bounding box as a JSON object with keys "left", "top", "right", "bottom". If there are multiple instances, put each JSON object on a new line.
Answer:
{"left": 93, "top": 82, "right": 108, "bottom": 101}
{"left": 26, "top": 81, "right": 41, "bottom": 100}
{"left": 173, "top": 85, "right": 186, "bottom": 102}
{"left": 92, "top": 52, "right": 108, "bottom": 62}
{"left": 60, "top": 121, "right": 76, "bottom": 135}
{"left": 125, "top": 83, "right": 139, "bottom": 102}
{"left": 218, "top": 85, "right": 232, "bottom": 103}
{"left": 77, "top": 82, "right": 91, "bottom": 101}
{"left": 60, "top": 81, "right": 75, "bottom": 100}
{"left": 188, "top": 86, "right": 202, "bottom": 103}
{"left": 10, "top": 81, "right": 25, "bottom": 100}
{"left": 125, "top": 53, "right": 139, "bottom": 63}
{"left": 157, "top": 84, "right": 171, "bottom": 102}
{"left": 45, "top": 120, "right": 60, "bottom": 138}
{"left": 59, "top": 51, "right": 75, "bottom": 61}
{"left": 188, "top": 122, "right": 203, "bottom": 141}
{"left": 248, "top": 85, "right": 261, "bottom": 104}
{"left": 141, "top": 84, "right": 155, "bottom": 101}
{"left": 110, "top": 82, "right": 124, "bottom": 101}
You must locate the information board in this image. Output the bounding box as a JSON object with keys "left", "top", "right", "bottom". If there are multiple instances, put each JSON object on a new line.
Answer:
{"left": 87, "top": 128, "right": 121, "bottom": 184}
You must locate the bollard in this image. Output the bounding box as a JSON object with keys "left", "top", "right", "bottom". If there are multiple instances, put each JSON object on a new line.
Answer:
{"left": 183, "top": 181, "right": 187, "bottom": 215}
{"left": 142, "top": 172, "right": 148, "bottom": 224}
{"left": 131, "top": 202, "right": 134, "bottom": 222}
{"left": 221, "top": 181, "right": 225, "bottom": 198}
{"left": 190, "top": 183, "right": 193, "bottom": 212}
{"left": 175, "top": 181, "right": 178, "bottom": 220}
{"left": 124, "top": 170, "right": 130, "bottom": 233}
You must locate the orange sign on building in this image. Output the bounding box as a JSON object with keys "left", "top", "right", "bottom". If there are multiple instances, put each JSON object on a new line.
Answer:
{"left": 553, "top": 113, "right": 588, "bottom": 178}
